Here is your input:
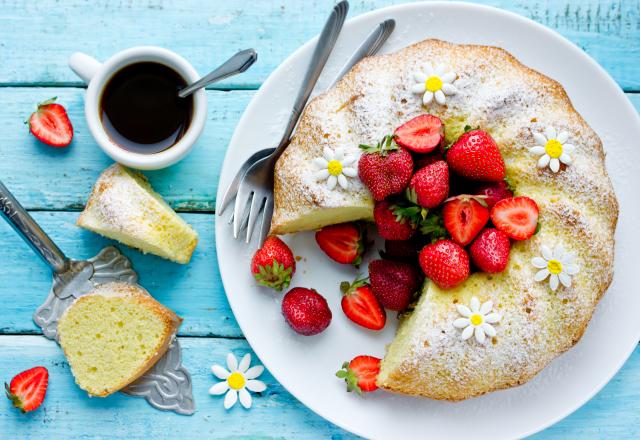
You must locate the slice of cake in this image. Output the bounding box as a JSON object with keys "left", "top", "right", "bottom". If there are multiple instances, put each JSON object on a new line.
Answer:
{"left": 57, "top": 282, "right": 182, "bottom": 397}
{"left": 77, "top": 163, "right": 198, "bottom": 264}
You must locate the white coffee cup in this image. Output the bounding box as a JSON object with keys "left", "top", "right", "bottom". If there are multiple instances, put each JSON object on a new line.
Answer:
{"left": 69, "top": 46, "right": 207, "bottom": 170}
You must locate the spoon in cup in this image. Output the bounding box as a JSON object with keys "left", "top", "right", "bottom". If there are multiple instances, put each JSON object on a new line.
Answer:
{"left": 178, "top": 48, "right": 258, "bottom": 98}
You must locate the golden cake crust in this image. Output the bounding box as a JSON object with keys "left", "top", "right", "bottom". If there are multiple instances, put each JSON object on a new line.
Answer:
{"left": 58, "top": 282, "right": 182, "bottom": 397}
{"left": 272, "top": 39, "right": 618, "bottom": 400}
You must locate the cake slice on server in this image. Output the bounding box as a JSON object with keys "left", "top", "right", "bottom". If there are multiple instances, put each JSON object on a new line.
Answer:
{"left": 57, "top": 282, "right": 181, "bottom": 397}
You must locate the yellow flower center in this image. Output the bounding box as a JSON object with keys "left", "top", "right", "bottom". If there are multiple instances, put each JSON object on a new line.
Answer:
{"left": 545, "top": 139, "right": 563, "bottom": 158}
{"left": 470, "top": 314, "right": 483, "bottom": 326}
{"left": 327, "top": 159, "right": 343, "bottom": 176}
{"left": 547, "top": 259, "right": 563, "bottom": 275}
{"left": 425, "top": 76, "right": 443, "bottom": 92}
{"left": 227, "top": 372, "right": 245, "bottom": 390}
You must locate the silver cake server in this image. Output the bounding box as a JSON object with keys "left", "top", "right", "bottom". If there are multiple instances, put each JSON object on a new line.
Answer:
{"left": 0, "top": 180, "right": 195, "bottom": 415}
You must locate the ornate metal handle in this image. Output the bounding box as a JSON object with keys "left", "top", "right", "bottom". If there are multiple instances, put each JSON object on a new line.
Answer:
{"left": 0, "top": 180, "right": 69, "bottom": 273}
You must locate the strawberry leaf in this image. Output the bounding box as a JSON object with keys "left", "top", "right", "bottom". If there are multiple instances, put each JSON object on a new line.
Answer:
{"left": 359, "top": 135, "right": 398, "bottom": 157}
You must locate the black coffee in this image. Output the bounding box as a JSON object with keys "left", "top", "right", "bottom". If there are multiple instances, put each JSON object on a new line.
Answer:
{"left": 100, "top": 62, "right": 193, "bottom": 154}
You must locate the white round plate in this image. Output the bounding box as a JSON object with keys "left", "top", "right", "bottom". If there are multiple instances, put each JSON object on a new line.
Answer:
{"left": 216, "top": 2, "right": 640, "bottom": 438}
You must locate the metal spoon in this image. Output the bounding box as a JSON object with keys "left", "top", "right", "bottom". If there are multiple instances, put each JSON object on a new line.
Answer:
{"left": 178, "top": 48, "right": 258, "bottom": 98}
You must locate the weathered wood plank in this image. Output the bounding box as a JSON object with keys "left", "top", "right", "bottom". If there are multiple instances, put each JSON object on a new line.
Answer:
{"left": 0, "top": 87, "right": 252, "bottom": 212}
{"left": 1, "top": 87, "right": 638, "bottom": 212}
{"left": 0, "top": 335, "right": 638, "bottom": 438}
{"left": 0, "top": 1, "right": 639, "bottom": 91}
{"left": 0, "top": 335, "right": 358, "bottom": 439}
{"left": 0, "top": 211, "right": 242, "bottom": 337}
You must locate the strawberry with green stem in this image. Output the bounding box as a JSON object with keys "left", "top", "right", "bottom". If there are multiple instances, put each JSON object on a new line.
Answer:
{"left": 336, "top": 355, "right": 381, "bottom": 395}
{"left": 358, "top": 135, "right": 413, "bottom": 201}
{"left": 340, "top": 277, "right": 386, "bottom": 330}
{"left": 251, "top": 236, "right": 296, "bottom": 291}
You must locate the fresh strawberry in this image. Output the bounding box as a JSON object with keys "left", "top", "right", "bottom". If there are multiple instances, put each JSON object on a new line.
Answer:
{"left": 336, "top": 355, "right": 381, "bottom": 394}
{"left": 442, "top": 195, "right": 490, "bottom": 246}
{"left": 446, "top": 130, "right": 505, "bottom": 181}
{"left": 394, "top": 114, "right": 444, "bottom": 154}
{"left": 315, "top": 222, "right": 365, "bottom": 266}
{"left": 474, "top": 180, "right": 514, "bottom": 209}
{"left": 251, "top": 236, "right": 296, "bottom": 291}
{"left": 490, "top": 196, "right": 539, "bottom": 240}
{"left": 27, "top": 97, "right": 73, "bottom": 147}
{"left": 418, "top": 239, "right": 470, "bottom": 289}
{"left": 358, "top": 135, "right": 413, "bottom": 201}
{"left": 340, "top": 277, "right": 386, "bottom": 331}
{"left": 5, "top": 366, "right": 48, "bottom": 413}
{"left": 470, "top": 228, "right": 511, "bottom": 273}
{"left": 407, "top": 160, "right": 449, "bottom": 209}
{"left": 368, "top": 259, "right": 421, "bottom": 311}
{"left": 374, "top": 200, "right": 415, "bottom": 240}
{"left": 281, "top": 287, "right": 332, "bottom": 336}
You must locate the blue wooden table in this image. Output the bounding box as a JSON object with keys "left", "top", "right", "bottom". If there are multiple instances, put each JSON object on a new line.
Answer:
{"left": 1, "top": 1, "right": 638, "bottom": 438}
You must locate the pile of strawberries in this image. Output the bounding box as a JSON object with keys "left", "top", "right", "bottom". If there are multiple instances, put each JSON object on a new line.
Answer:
{"left": 250, "top": 114, "right": 540, "bottom": 394}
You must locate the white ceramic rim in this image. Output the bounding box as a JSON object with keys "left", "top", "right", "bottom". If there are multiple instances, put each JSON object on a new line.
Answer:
{"left": 216, "top": 2, "right": 640, "bottom": 438}
{"left": 85, "top": 46, "right": 207, "bottom": 170}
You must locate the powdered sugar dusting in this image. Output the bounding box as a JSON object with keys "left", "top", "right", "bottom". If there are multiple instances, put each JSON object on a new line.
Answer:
{"left": 271, "top": 39, "right": 617, "bottom": 399}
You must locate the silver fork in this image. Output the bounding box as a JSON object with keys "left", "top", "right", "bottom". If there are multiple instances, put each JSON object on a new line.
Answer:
{"left": 217, "top": 18, "right": 395, "bottom": 222}
{"left": 224, "top": 0, "right": 349, "bottom": 243}
{"left": 219, "top": 15, "right": 396, "bottom": 243}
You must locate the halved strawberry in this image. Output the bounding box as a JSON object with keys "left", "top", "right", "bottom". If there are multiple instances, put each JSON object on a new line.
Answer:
{"left": 336, "top": 355, "right": 381, "bottom": 394}
{"left": 394, "top": 114, "right": 444, "bottom": 153}
{"left": 340, "top": 277, "right": 386, "bottom": 330}
{"left": 27, "top": 97, "right": 73, "bottom": 147}
{"left": 5, "top": 366, "right": 48, "bottom": 413}
{"left": 442, "top": 195, "right": 490, "bottom": 246}
{"left": 490, "top": 196, "right": 539, "bottom": 240}
{"left": 315, "top": 222, "right": 364, "bottom": 266}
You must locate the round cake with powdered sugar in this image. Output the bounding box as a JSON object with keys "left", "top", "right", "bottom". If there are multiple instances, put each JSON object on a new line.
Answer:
{"left": 270, "top": 39, "right": 617, "bottom": 400}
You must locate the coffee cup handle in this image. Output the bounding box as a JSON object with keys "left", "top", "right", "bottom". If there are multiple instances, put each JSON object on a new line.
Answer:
{"left": 68, "top": 52, "right": 102, "bottom": 84}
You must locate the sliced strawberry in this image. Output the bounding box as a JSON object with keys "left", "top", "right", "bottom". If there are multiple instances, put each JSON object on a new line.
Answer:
{"left": 490, "top": 196, "right": 539, "bottom": 240}
{"left": 336, "top": 355, "right": 381, "bottom": 394}
{"left": 442, "top": 195, "right": 490, "bottom": 246}
{"left": 394, "top": 114, "right": 444, "bottom": 153}
{"left": 5, "top": 366, "right": 48, "bottom": 413}
{"left": 315, "top": 222, "right": 364, "bottom": 266}
{"left": 27, "top": 97, "right": 73, "bottom": 147}
{"left": 340, "top": 278, "right": 386, "bottom": 331}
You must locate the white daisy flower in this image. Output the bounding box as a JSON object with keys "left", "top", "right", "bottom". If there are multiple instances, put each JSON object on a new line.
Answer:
{"left": 411, "top": 62, "right": 458, "bottom": 105}
{"left": 531, "top": 243, "right": 580, "bottom": 291}
{"left": 453, "top": 296, "right": 501, "bottom": 344}
{"left": 529, "top": 127, "right": 576, "bottom": 173}
{"left": 209, "top": 353, "right": 267, "bottom": 410}
{"left": 313, "top": 146, "right": 357, "bottom": 190}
